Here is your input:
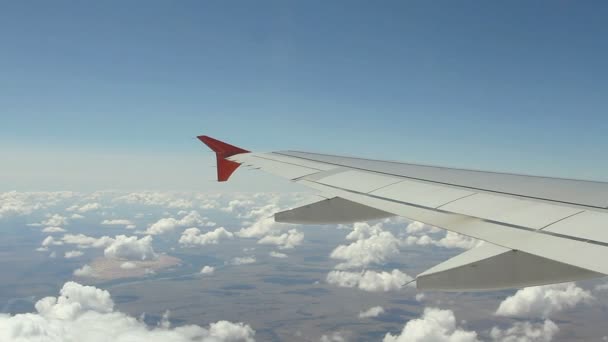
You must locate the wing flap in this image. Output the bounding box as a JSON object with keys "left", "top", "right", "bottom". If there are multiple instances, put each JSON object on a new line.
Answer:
{"left": 417, "top": 243, "right": 601, "bottom": 291}
{"left": 275, "top": 197, "right": 394, "bottom": 224}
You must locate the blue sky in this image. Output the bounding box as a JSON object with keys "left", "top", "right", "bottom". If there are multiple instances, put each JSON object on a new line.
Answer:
{"left": 2, "top": 1, "right": 608, "bottom": 190}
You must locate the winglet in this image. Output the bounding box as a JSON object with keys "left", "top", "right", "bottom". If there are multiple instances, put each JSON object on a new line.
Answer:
{"left": 197, "top": 135, "right": 250, "bottom": 182}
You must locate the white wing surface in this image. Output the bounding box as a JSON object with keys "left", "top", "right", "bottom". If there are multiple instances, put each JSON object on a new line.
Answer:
{"left": 198, "top": 136, "right": 608, "bottom": 291}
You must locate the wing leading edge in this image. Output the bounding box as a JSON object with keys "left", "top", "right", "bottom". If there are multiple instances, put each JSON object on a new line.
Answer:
{"left": 198, "top": 135, "right": 608, "bottom": 291}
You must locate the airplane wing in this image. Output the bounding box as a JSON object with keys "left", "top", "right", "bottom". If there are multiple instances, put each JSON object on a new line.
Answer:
{"left": 197, "top": 135, "right": 608, "bottom": 291}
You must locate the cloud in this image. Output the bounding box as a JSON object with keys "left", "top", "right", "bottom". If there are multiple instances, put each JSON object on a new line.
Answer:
{"left": 495, "top": 283, "right": 593, "bottom": 318}
{"left": 146, "top": 211, "right": 215, "bottom": 235}
{"left": 405, "top": 221, "right": 441, "bottom": 234}
{"left": 120, "top": 261, "right": 138, "bottom": 269}
{"left": 73, "top": 265, "right": 95, "bottom": 277}
{"left": 41, "top": 236, "right": 63, "bottom": 247}
{"left": 67, "top": 202, "right": 102, "bottom": 213}
{"left": 320, "top": 332, "right": 349, "bottom": 342}
{"left": 62, "top": 234, "right": 115, "bottom": 249}
{"left": 237, "top": 216, "right": 289, "bottom": 239}
{"left": 0, "top": 281, "right": 256, "bottom": 341}
{"left": 104, "top": 235, "right": 158, "bottom": 261}
{"left": 64, "top": 250, "right": 83, "bottom": 259}
{"left": 179, "top": 227, "right": 234, "bottom": 246}
{"left": 200, "top": 266, "right": 215, "bottom": 275}
{"left": 383, "top": 308, "right": 479, "bottom": 342}
{"left": 42, "top": 214, "right": 69, "bottom": 227}
{"left": 101, "top": 219, "right": 134, "bottom": 226}
{"left": 404, "top": 231, "right": 480, "bottom": 249}
{"left": 257, "top": 229, "right": 304, "bottom": 249}
{"left": 326, "top": 269, "right": 413, "bottom": 292}
{"left": 346, "top": 222, "right": 384, "bottom": 240}
{"left": 358, "top": 306, "right": 385, "bottom": 318}
{"left": 490, "top": 320, "right": 559, "bottom": 342}
{"left": 42, "top": 226, "right": 66, "bottom": 233}
{"left": 269, "top": 251, "right": 288, "bottom": 258}
{"left": 330, "top": 225, "right": 401, "bottom": 269}
{"left": 231, "top": 257, "right": 256, "bottom": 265}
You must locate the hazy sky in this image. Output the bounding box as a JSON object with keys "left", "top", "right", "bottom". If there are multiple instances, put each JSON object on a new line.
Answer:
{"left": 2, "top": 1, "right": 607, "bottom": 191}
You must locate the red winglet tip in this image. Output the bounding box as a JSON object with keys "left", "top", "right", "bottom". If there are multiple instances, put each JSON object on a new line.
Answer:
{"left": 197, "top": 135, "right": 249, "bottom": 155}
{"left": 197, "top": 135, "right": 249, "bottom": 182}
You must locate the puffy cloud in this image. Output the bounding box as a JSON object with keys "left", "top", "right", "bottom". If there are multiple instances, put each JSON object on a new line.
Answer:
{"left": 236, "top": 202, "right": 307, "bottom": 250}
{"left": 62, "top": 234, "right": 115, "bottom": 249}
{"left": 222, "top": 199, "right": 256, "bottom": 213}
{"left": 346, "top": 222, "right": 384, "bottom": 241}
{"left": 200, "top": 266, "right": 215, "bottom": 275}
{"left": 0, "top": 281, "right": 256, "bottom": 341}
{"left": 146, "top": 217, "right": 180, "bottom": 235}
{"left": 358, "top": 306, "right": 385, "bottom": 318}
{"left": 269, "top": 251, "right": 288, "bottom": 258}
{"left": 67, "top": 202, "right": 102, "bottom": 213}
{"left": 41, "top": 236, "right": 63, "bottom": 247}
{"left": 331, "top": 226, "right": 401, "bottom": 269}
{"left": 257, "top": 229, "right": 303, "bottom": 249}
{"left": 73, "top": 265, "right": 95, "bottom": 277}
{"left": 104, "top": 235, "right": 158, "bottom": 261}
{"left": 495, "top": 283, "right": 593, "bottom": 318}
{"left": 383, "top": 308, "right": 479, "bottom": 342}
{"left": 64, "top": 250, "right": 83, "bottom": 259}
{"left": 101, "top": 219, "right": 134, "bottom": 226}
{"left": 179, "top": 227, "right": 234, "bottom": 246}
{"left": 231, "top": 257, "right": 256, "bottom": 265}
{"left": 404, "top": 231, "right": 480, "bottom": 250}
{"left": 405, "top": 221, "right": 441, "bottom": 235}
{"left": 320, "top": 332, "right": 348, "bottom": 342}
{"left": 120, "top": 261, "right": 138, "bottom": 269}
{"left": 490, "top": 320, "right": 559, "bottom": 342}
{"left": 326, "top": 270, "right": 413, "bottom": 292}
{"left": 237, "top": 216, "right": 289, "bottom": 239}
{"left": 42, "top": 214, "right": 69, "bottom": 227}
{"left": 42, "top": 226, "right": 66, "bottom": 233}
{"left": 146, "top": 211, "right": 215, "bottom": 235}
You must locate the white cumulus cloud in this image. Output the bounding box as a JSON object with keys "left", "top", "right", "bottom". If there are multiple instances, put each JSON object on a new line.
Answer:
{"left": 269, "top": 251, "right": 288, "bottom": 258}
{"left": 146, "top": 211, "right": 215, "bottom": 235}
{"left": 101, "top": 219, "right": 134, "bottom": 226}
{"left": 73, "top": 265, "right": 95, "bottom": 277}
{"left": 200, "top": 266, "right": 215, "bottom": 275}
{"left": 231, "top": 257, "right": 256, "bottom": 265}
{"left": 64, "top": 250, "right": 83, "bottom": 259}
{"left": 104, "top": 235, "right": 158, "bottom": 261}
{"left": 0, "top": 281, "right": 256, "bottom": 342}
{"left": 495, "top": 283, "right": 593, "bottom": 318}
{"left": 179, "top": 227, "right": 234, "bottom": 246}
{"left": 257, "top": 229, "right": 304, "bottom": 249}
{"left": 42, "top": 226, "right": 66, "bottom": 233}
{"left": 326, "top": 269, "right": 413, "bottom": 292}
{"left": 331, "top": 228, "right": 401, "bottom": 269}
{"left": 490, "top": 320, "right": 559, "bottom": 342}
{"left": 358, "top": 306, "right": 385, "bottom": 318}
{"left": 383, "top": 307, "right": 479, "bottom": 342}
